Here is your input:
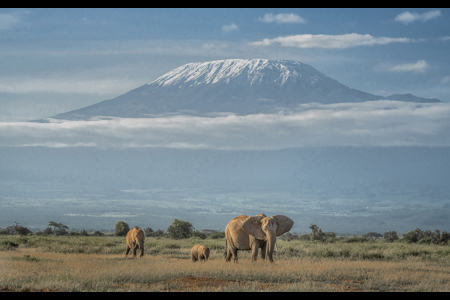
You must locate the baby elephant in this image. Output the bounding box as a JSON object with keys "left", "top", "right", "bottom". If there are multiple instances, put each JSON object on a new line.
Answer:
{"left": 191, "top": 244, "right": 210, "bottom": 262}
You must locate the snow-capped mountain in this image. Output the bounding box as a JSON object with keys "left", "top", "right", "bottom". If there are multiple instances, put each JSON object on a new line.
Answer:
{"left": 48, "top": 59, "right": 441, "bottom": 120}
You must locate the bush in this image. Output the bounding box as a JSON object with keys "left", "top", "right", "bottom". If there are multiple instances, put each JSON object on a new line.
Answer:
{"left": 208, "top": 231, "right": 225, "bottom": 239}
{"left": 167, "top": 219, "right": 193, "bottom": 239}
{"left": 298, "top": 234, "right": 311, "bottom": 241}
{"left": 441, "top": 231, "right": 450, "bottom": 244}
{"left": 279, "top": 232, "right": 298, "bottom": 241}
{"left": 0, "top": 241, "right": 19, "bottom": 250}
{"left": 144, "top": 227, "right": 154, "bottom": 237}
{"left": 43, "top": 227, "right": 54, "bottom": 235}
{"left": 191, "top": 230, "right": 207, "bottom": 239}
{"left": 402, "top": 228, "right": 448, "bottom": 244}
{"left": 343, "top": 236, "right": 370, "bottom": 243}
{"left": 383, "top": 231, "right": 399, "bottom": 242}
{"left": 15, "top": 226, "right": 32, "bottom": 236}
{"left": 114, "top": 221, "right": 130, "bottom": 237}
{"left": 309, "top": 224, "right": 325, "bottom": 241}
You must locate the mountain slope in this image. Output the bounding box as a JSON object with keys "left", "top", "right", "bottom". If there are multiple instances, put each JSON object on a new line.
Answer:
{"left": 48, "top": 59, "right": 441, "bottom": 120}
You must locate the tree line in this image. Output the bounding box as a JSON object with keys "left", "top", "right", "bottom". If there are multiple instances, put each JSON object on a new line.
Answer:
{"left": 1, "top": 220, "right": 450, "bottom": 245}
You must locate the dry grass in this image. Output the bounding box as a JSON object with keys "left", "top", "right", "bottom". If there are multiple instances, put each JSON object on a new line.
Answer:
{"left": 1, "top": 236, "right": 450, "bottom": 292}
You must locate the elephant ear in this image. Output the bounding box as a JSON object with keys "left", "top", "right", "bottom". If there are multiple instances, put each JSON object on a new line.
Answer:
{"left": 271, "top": 215, "right": 294, "bottom": 237}
{"left": 242, "top": 216, "right": 267, "bottom": 240}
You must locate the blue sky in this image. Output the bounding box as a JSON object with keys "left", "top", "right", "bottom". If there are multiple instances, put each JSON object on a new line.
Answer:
{"left": 0, "top": 8, "right": 449, "bottom": 123}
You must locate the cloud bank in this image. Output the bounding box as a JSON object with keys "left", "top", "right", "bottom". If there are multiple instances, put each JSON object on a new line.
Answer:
{"left": 252, "top": 33, "right": 420, "bottom": 49}
{"left": 388, "top": 60, "right": 429, "bottom": 73}
{"left": 258, "top": 13, "right": 305, "bottom": 24}
{"left": 222, "top": 23, "right": 238, "bottom": 33}
{"left": 395, "top": 10, "right": 442, "bottom": 24}
{"left": 1, "top": 101, "right": 449, "bottom": 150}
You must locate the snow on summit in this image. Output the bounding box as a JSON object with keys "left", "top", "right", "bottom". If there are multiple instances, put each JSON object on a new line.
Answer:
{"left": 149, "top": 59, "right": 317, "bottom": 87}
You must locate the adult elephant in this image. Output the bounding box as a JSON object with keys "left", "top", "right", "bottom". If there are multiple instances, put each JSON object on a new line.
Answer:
{"left": 125, "top": 227, "right": 145, "bottom": 257}
{"left": 225, "top": 214, "right": 294, "bottom": 263}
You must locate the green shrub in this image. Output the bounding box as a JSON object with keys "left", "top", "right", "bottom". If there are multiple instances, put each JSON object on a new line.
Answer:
{"left": 114, "top": 221, "right": 130, "bottom": 237}
{"left": 191, "top": 230, "right": 207, "bottom": 239}
{"left": 298, "top": 234, "right": 311, "bottom": 241}
{"left": 343, "top": 236, "right": 370, "bottom": 243}
{"left": 208, "top": 231, "right": 225, "bottom": 239}
{"left": 0, "top": 240, "right": 19, "bottom": 250}
{"left": 166, "top": 219, "right": 193, "bottom": 240}
{"left": 402, "top": 228, "right": 444, "bottom": 244}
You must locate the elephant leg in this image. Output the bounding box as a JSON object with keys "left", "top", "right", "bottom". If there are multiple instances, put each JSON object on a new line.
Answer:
{"left": 251, "top": 246, "right": 259, "bottom": 262}
{"left": 232, "top": 248, "right": 239, "bottom": 263}
{"left": 261, "top": 242, "right": 267, "bottom": 260}
{"left": 225, "top": 247, "right": 233, "bottom": 262}
{"left": 125, "top": 245, "right": 131, "bottom": 257}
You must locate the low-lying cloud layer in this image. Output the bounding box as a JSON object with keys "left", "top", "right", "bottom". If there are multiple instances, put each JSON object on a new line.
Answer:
{"left": 1, "top": 101, "right": 449, "bottom": 150}
{"left": 251, "top": 33, "right": 420, "bottom": 49}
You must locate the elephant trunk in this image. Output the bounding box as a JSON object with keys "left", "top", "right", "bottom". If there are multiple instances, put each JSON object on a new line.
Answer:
{"left": 138, "top": 239, "right": 144, "bottom": 257}
{"left": 266, "top": 233, "right": 277, "bottom": 262}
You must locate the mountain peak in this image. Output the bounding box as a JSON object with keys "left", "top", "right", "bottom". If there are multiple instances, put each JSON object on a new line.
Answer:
{"left": 45, "top": 58, "right": 441, "bottom": 121}
{"left": 149, "top": 59, "right": 322, "bottom": 88}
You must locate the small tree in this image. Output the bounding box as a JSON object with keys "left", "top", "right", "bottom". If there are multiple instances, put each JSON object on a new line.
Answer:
{"left": 441, "top": 231, "right": 450, "bottom": 244}
{"left": 309, "top": 223, "right": 325, "bottom": 241}
{"left": 15, "top": 226, "right": 32, "bottom": 236}
{"left": 153, "top": 229, "right": 165, "bottom": 237}
{"left": 93, "top": 230, "right": 104, "bottom": 236}
{"left": 144, "top": 227, "right": 154, "bottom": 237}
{"left": 48, "top": 221, "right": 69, "bottom": 236}
{"left": 383, "top": 231, "right": 399, "bottom": 242}
{"left": 167, "top": 219, "right": 193, "bottom": 239}
{"left": 43, "top": 227, "right": 54, "bottom": 235}
{"left": 114, "top": 220, "right": 130, "bottom": 237}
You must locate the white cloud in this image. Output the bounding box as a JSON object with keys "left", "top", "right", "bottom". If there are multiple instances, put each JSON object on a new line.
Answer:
{"left": 388, "top": 60, "right": 429, "bottom": 73}
{"left": 222, "top": 23, "right": 238, "bottom": 33}
{"left": 0, "top": 13, "right": 20, "bottom": 30}
{"left": 1, "top": 101, "right": 450, "bottom": 149}
{"left": 395, "top": 10, "right": 442, "bottom": 24}
{"left": 258, "top": 13, "right": 305, "bottom": 24}
{"left": 251, "top": 33, "right": 419, "bottom": 49}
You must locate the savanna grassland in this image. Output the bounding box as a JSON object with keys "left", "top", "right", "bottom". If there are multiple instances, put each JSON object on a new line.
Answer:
{"left": 1, "top": 235, "right": 450, "bottom": 292}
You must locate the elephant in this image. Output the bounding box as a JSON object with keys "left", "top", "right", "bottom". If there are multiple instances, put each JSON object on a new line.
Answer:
{"left": 225, "top": 214, "right": 293, "bottom": 263}
{"left": 190, "top": 244, "right": 210, "bottom": 262}
{"left": 125, "top": 227, "right": 145, "bottom": 257}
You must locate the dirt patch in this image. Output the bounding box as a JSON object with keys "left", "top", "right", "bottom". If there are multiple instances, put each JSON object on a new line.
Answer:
{"left": 323, "top": 279, "right": 365, "bottom": 292}
{"left": 1, "top": 287, "right": 58, "bottom": 292}
{"left": 116, "top": 276, "right": 278, "bottom": 292}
